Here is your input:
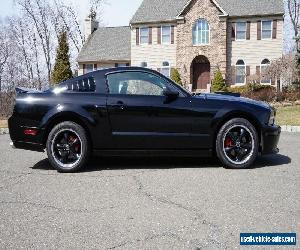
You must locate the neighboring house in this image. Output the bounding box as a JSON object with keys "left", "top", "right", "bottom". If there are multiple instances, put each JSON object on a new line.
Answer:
{"left": 77, "top": 0, "right": 284, "bottom": 92}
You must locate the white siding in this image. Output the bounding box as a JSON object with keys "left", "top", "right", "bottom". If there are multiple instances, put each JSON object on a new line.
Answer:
{"left": 131, "top": 25, "right": 177, "bottom": 71}
{"left": 229, "top": 16, "right": 283, "bottom": 83}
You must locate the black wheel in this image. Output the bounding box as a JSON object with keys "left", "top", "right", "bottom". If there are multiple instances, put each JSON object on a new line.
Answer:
{"left": 46, "top": 121, "right": 90, "bottom": 172}
{"left": 216, "top": 118, "right": 259, "bottom": 169}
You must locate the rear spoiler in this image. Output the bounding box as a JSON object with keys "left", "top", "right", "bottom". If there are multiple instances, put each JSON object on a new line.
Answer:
{"left": 15, "top": 87, "right": 41, "bottom": 95}
{"left": 215, "top": 92, "right": 241, "bottom": 97}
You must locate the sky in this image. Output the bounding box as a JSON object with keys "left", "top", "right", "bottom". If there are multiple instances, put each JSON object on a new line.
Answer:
{"left": 0, "top": 0, "right": 143, "bottom": 27}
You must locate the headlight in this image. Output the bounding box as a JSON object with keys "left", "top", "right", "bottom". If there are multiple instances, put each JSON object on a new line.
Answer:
{"left": 268, "top": 109, "right": 276, "bottom": 125}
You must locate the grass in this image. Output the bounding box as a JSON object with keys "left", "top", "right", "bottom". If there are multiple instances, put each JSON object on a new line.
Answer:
{"left": 275, "top": 106, "right": 300, "bottom": 126}
{"left": 0, "top": 120, "right": 8, "bottom": 128}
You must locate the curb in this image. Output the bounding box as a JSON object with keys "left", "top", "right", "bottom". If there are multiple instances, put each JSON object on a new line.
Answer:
{"left": 280, "top": 125, "right": 300, "bottom": 133}
{"left": 0, "top": 128, "right": 9, "bottom": 135}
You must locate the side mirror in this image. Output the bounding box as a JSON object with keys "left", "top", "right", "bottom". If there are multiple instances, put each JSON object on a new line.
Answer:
{"left": 163, "top": 89, "right": 179, "bottom": 103}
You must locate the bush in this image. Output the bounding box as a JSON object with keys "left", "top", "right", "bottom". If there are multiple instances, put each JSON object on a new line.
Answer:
{"left": 170, "top": 68, "right": 182, "bottom": 86}
{"left": 211, "top": 70, "right": 227, "bottom": 92}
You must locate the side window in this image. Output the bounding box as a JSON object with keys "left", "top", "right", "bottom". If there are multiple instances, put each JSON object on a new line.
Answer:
{"left": 107, "top": 72, "right": 167, "bottom": 96}
{"left": 67, "top": 77, "right": 96, "bottom": 92}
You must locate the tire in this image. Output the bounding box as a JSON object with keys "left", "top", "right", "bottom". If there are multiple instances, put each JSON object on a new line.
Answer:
{"left": 216, "top": 118, "right": 259, "bottom": 169}
{"left": 46, "top": 121, "right": 90, "bottom": 173}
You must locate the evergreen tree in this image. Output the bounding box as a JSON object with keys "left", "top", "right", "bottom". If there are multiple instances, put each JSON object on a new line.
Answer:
{"left": 51, "top": 30, "right": 72, "bottom": 84}
{"left": 170, "top": 68, "right": 182, "bottom": 86}
{"left": 211, "top": 69, "right": 227, "bottom": 92}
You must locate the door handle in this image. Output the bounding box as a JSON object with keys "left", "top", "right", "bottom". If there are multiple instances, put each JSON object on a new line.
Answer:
{"left": 111, "top": 101, "right": 125, "bottom": 110}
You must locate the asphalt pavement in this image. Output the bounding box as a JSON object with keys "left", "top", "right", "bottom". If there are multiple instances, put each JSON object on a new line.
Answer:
{"left": 0, "top": 133, "right": 299, "bottom": 249}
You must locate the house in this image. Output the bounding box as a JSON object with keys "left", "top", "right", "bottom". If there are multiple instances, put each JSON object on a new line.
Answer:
{"left": 77, "top": 0, "right": 284, "bottom": 92}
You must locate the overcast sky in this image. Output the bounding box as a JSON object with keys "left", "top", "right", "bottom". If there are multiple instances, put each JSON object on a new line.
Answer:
{"left": 0, "top": 0, "right": 143, "bottom": 27}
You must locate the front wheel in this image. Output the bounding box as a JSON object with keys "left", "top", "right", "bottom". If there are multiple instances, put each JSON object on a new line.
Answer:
{"left": 46, "top": 121, "right": 90, "bottom": 173}
{"left": 216, "top": 118, "right": 259, "bottom": 169}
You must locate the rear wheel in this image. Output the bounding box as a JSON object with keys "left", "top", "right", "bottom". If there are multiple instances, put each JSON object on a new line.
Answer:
{"left": 46, "top": 122, "right": 90, "bottom": 172}
{"left": 216, "top": 118, "right": 259, "bottom": 169}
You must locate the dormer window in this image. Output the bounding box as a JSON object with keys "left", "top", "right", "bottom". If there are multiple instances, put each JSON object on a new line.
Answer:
{"left": 140, "top": 27, "right": 149, "bottom": 44}
{"left": 192, "top": 19, "right": 210, "bottom": 45}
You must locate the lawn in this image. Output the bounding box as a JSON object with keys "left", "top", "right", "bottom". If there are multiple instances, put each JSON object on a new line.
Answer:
{"left": 0, "top": 120, "right": 8, "bottom": 128}
{"left": 275, "top": 106, "right": 300, "bottom": 126}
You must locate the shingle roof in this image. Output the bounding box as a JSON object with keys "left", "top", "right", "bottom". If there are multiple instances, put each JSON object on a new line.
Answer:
{"left": 77, "top": 26, "right": 131, "bottom": 63}
{"left": 130, "top": 0, "right": 284, "bottom": 24}
{"left": 217, "top": 0, "right": 284, "bottom": 17}
{"left": 130, "top": 0, "right": 187, "bottom": 24}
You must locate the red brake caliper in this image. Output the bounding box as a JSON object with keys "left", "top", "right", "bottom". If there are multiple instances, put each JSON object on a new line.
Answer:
{"left": 69, "top": 136, "right": 80, "bottom": 152}
{"left": 225, "top": 137, "right": 233, "bottom": 147}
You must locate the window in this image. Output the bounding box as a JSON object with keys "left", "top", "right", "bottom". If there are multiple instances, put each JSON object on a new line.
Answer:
{"left": 140, "top": 62, "right": 147, "bottom": 68}
{"left": 140, "top": 27, "right": 149, "bottom": 44}
{"left": 262, "top": 21, "right": 272, "bottom": 39}
{"left": 107, "top": 72, "right": 167, "bottom": 96}
{"left": 161, "top": 26, "right": 171, "bottom": 44}
{"left": 260, "top": 59, "right": 271, "bottom": 84}
{"left": 83, "top": 64, "right": 93, "bottom": 74}
{"left": 192, "top": 19, "right": 209, "bottom": 45}
{"left": 236, "top": 60, "right": 246, "bottom": 84}
{"left": 67, "top": 77, "right": 96, "bottom": 92}
{"left": 236, "top": 22, "right": 246, "bottom": 40}
{"left": 161, "top": 61, "right": 170, "bottom": 77}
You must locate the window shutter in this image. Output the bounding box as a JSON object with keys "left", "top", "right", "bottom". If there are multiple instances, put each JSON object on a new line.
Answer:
{"left": 136, "top": 28, "right": 139, "bottom": 45}
{"left": 272, "top": 20, "right": 277, "bottom": 39}
{"left": 231, "top": 22, "right": 236, "bottom": 41}
{"left": 94, "top": 64, "right": 97, "bottom": 71}
{"left": 257, "top": 21, "right": 261, "bottom": 40}
{"left": 256, "top": 66, "right": 261, "bottom": 83}
{"left": 246, "top": 66, "right": 250, "bottom": 82}
{"left": 126, "top": 63, "right": 130, "bottom": 66}
{"left": 171, "top": 25, "right": 175, "bottom": 44}
{"left": 246, "top": 21, "right": 251, "bottom": 40}
{"left": 231, "top": 66, "right": 236, "bottom": 84}
{"left": 149, "top": 27, "right": 152, "bottom": 44}
{"left": 157, "top": 26, "right": 161, "bottom": 44}
{"left": 83, "top": 64, "right": 86, "bottom": 74}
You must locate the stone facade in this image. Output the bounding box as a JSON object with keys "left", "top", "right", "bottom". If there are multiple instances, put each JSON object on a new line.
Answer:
{"left": 176, "top": 0, "right": 227, "bottom": 91}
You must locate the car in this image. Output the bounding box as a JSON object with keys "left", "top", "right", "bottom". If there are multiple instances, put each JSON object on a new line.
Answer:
{"left": 8, "top": 67, "right": 281, "bottom": 172}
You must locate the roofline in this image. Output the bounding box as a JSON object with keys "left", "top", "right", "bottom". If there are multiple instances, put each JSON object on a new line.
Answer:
{"left": 130, "top": 19, "right": 178, "bottom": 25}
{"left": 177, "top": 0, "right": 228, "bottom": 18}
{"left": 77, "top": 59, "right": 131, "bottom": 63}
{"left": 228, "top": 13, "right": 285, "bottom": 19}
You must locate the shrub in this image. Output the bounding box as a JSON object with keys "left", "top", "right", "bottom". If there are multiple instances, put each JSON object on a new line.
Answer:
{"left": 211, "top": 70, "right": 227, "bottom": 92}
{"left": 170, "top": 68, "right": 182, "bottom": 86}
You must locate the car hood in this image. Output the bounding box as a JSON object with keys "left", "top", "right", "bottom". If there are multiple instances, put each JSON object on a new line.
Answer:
{"left": 195, "top": 93, "right": 270, "bottom": 109}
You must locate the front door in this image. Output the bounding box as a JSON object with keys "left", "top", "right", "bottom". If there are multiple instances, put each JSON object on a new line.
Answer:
{"left": 105, "top": 71, "right": 202, "bottom": 149}
{"left": 192, "top": 59, "right": 210, "bottom": 90}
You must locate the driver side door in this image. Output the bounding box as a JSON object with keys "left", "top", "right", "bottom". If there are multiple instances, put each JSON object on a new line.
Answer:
{"left": 106, "top": 70, "right": 199, "bottom": 149}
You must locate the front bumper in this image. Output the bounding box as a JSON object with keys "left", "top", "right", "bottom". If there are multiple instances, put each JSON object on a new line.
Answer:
{"left": 261, "top": 125, "right": 281, "bottom": 155}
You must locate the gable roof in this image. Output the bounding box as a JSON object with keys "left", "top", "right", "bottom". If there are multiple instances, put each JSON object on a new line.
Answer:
{"left": 130, "top": 0, "right": 284, "bottom": 24}
{"left": 77, "top": 26, "right": 131, "bottom": 63}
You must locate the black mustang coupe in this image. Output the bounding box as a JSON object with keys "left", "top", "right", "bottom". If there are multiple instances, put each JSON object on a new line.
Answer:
{"left": 9, "top": 67, "right": 281, "bottom": 172}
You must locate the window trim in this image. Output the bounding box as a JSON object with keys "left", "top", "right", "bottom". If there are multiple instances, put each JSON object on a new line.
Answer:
{"left": 261, "top": 20, "right": 273, "bottom": 40}
{"left": 235, "top": 60, "right": 246, "bottom": 85}
{"left": 235, "top": 21, "right": 247, "bottom": 41}
{"left": 161, "top": 25, "right": 171, "bottom": 44}
{"left": 260, "top": 59, "right": 271, "bottom": 84}
{"left": 161, "top": 61, "right": 171, "bottom": 77}
{"left": 192, "top": 19, "right": 210, "bottom": 45}
{"left": 139, "top": 27, "right": 149, "bottom": 45}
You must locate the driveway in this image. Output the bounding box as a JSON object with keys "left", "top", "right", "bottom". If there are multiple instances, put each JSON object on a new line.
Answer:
{"left": 0, "top": 133, "right": 299, "bottom": 249}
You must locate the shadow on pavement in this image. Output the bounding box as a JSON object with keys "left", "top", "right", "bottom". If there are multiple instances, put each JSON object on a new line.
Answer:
{"left": 32, "top": 153, "right": 291, "bottom": 172}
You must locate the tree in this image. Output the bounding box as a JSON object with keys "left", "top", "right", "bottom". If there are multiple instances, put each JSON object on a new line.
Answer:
{"left": 287, "top": 0, "right": 300, "bottom": 38}
{"left": 51, "top": 30, "right": 72, "bottom": 84}
{"left": 211, "top": 69, "right": 227, "bottom": 92}
{"left": 170, "top": 68, "right": 182, "bottom": 86}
